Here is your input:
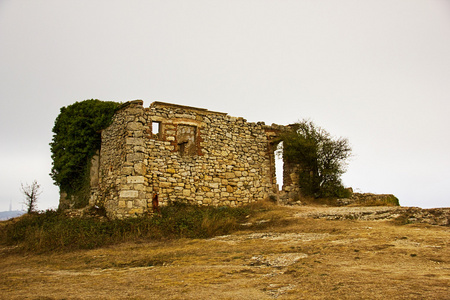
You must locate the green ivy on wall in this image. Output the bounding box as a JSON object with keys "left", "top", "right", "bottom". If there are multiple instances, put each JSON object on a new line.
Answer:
{"left": 50, "top": 99, "right": 121, "bottom": 207}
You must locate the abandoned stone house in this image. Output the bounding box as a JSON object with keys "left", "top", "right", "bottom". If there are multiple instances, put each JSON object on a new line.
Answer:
{"left": 77, "top": 100, "right": 298, "bottom": 219}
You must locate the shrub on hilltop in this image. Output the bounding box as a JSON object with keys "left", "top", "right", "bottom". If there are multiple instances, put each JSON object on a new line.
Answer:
{"left": 281, "top": 119, "right": 352, "bottom": 198}
{"left": 49, "top": 99, "right": 120, "bottom": 208}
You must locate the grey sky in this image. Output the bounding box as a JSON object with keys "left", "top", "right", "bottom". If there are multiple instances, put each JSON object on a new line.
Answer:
{"left": 1, "top": 0, "right": 449, "bottom": 211}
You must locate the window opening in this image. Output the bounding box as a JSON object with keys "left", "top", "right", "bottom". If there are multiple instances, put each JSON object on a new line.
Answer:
{"left": 177, "top": 125, "right": 197, "bottom": 156}
{"left": 152, "top": 121, "right": 161, "bottom": 138}
{"left": 178, "top": 141, "right": 188, "bottom": 157}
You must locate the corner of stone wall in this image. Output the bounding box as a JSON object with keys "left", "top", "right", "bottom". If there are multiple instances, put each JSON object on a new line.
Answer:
{"left": 58, "top": 191, "right": 72, "bottom": 210}
{"left": 91, "top": 100, "right": 151, "bottom": 219}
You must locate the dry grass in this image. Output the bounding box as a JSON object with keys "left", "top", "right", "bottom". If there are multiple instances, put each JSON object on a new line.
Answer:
{"left": 1, "top": 205, "right": 449, "bottom": 299}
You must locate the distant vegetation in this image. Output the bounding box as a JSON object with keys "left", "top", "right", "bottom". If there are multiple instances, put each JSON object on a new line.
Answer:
{"left": 49, "top": 99, "right": 120, "bottom": 208}
{"left": 0, "top": 202, "right": 264, "bottom": 253}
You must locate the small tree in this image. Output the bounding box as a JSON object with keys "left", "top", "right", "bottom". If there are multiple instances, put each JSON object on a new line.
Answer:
{"left": 281, "top": 120, "right": 352, "bottom": 198}
{"left": 21, "top": 180, "right": 42, "bottom": 213}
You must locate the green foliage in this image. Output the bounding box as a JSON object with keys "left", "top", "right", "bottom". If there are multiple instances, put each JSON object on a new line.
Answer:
{"left": 0, "top": 203, "right": 252, "bottom": 253}
{"left": 49, "top": 99, "right": 120, "bottom": 207}
{"left": 159, "top": 201, "right": 251, "bottom": 238}
{"left": 281, "top": 119, "right": 352, "bottom": 198}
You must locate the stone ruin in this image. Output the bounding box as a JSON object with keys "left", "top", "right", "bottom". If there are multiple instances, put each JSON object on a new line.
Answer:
{"left": 59, "top": 100, "right": 403, "bottom": 219}
{"left": 77, "top": 100, "right": 299, "bottom": 219}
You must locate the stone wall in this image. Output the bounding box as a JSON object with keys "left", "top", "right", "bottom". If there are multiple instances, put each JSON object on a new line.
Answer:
{"left": 91, "top": 100, "right": 286, "bottom": 219}
{"left": 89, "top": 101, "right": 149, "bottom": 218}
{"left": 336, "top": 192, "right": 400, "bottom": 207}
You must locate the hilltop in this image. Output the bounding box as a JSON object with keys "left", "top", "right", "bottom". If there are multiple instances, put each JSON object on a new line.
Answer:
{"left": 1, "top": 204, "right": 448, "bottom": 299}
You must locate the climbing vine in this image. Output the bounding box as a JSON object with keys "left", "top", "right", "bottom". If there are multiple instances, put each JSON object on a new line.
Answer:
{"left": 50, "top": 99, "right": 120, "bottom": 207}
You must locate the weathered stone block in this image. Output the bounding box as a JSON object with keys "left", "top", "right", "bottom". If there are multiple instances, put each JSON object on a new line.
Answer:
{"left": 121, "top": 167, "right": 134, "bottom": 175}
{"left": 127, "top": 176, "right": 145, "bottom": 184}
{"left": 127, "top": 153, "right": 145, "bottom": 162}
{"left": 120, "top": 190, "right": 139, "bottom": 198}
{"left": 128, "top": 208, "right": 144, "bottom": 215}
{"left": 126, "top": 138, "right": 144, "bottom": 146}
{"left": 226, "top": 172, "right": 236, "bottom": 179}
{"left": 134, "top": 184, "right": 146, "bottom": 191}
{"left": 127, "top": 122, "right": 143, "bottom": 131}
{"left": 209, "top": 182, "right": 219, "bottom": 189}
{"left": 159, "top": 182, "right": 172, "bottom": 188}
{"left": 134, "top": 162, "right": 146, "bottom": 175}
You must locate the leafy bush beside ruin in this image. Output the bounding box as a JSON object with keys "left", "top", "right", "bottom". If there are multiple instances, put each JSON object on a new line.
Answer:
{"left": 281, "top": 119, "right": 352, "bottom": 199}
{"left": 49, "top": 99, "right": 120, "bottom": 208}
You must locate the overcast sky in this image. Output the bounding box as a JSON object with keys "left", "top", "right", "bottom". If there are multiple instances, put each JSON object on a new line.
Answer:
{"left": 1, "top": 0, "right": 449, "bottom": 211}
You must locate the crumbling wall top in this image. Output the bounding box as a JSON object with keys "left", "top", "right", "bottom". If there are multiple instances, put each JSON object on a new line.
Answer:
{"left": 116, "top": 100, "right": 144, "bottom": 112}
{"left": 150, "top": 101, "right": 228, "bottom": 116}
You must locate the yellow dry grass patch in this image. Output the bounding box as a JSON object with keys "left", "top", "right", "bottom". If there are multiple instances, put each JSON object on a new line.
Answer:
{"left": 1, "top": 205, "right": 449, "bottom": 299}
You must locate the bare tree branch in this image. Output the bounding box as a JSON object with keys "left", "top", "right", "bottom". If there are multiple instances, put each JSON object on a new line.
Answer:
{"left": 20, "top": 180, "right": 42, "bottom": 213}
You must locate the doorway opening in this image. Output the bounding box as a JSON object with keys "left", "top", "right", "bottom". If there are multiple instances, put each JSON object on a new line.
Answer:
{"left": 275, "top": 141, "right": 284, "bottom": 191}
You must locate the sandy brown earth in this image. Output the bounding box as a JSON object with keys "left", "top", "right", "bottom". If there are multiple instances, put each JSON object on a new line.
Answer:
{"left": 1, "top": 205, "right": 449, "bottom": 299}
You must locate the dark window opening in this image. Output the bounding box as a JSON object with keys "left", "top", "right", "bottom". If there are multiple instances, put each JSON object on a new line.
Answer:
{"left": 177, "top": 125, "right": 197, "bottom": 156}
{"left": 178, "top": 141, "right": 188, "bottom": 157}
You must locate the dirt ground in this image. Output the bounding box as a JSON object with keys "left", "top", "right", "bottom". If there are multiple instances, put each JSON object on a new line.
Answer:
{"left": 1, "top": 205, "right": 449, "bottom": 299}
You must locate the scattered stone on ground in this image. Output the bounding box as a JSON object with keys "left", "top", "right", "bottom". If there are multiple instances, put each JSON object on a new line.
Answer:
{"left": 250, "top": 253, "right": 308, "bottom": 267}
{"left": 293, "top": 206, "right": 449, "bottom": 226}
{"left": 209, "top": 232, "right": 330, "bottom": 244}
{"left": 263, "top": 283, "right": 296, "bottom": 298}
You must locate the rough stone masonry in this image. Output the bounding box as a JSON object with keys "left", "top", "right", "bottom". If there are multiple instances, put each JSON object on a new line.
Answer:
{"left": 87, "top": 100, "right": 292, "bottom": 219}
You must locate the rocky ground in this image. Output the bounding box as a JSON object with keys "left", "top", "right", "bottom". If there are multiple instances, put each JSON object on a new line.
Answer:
{"left": 293, "top": 205, "right": 450, "bottom": 226}
{"left": 1, "top": 205, "right": 449, "bottom": 299}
